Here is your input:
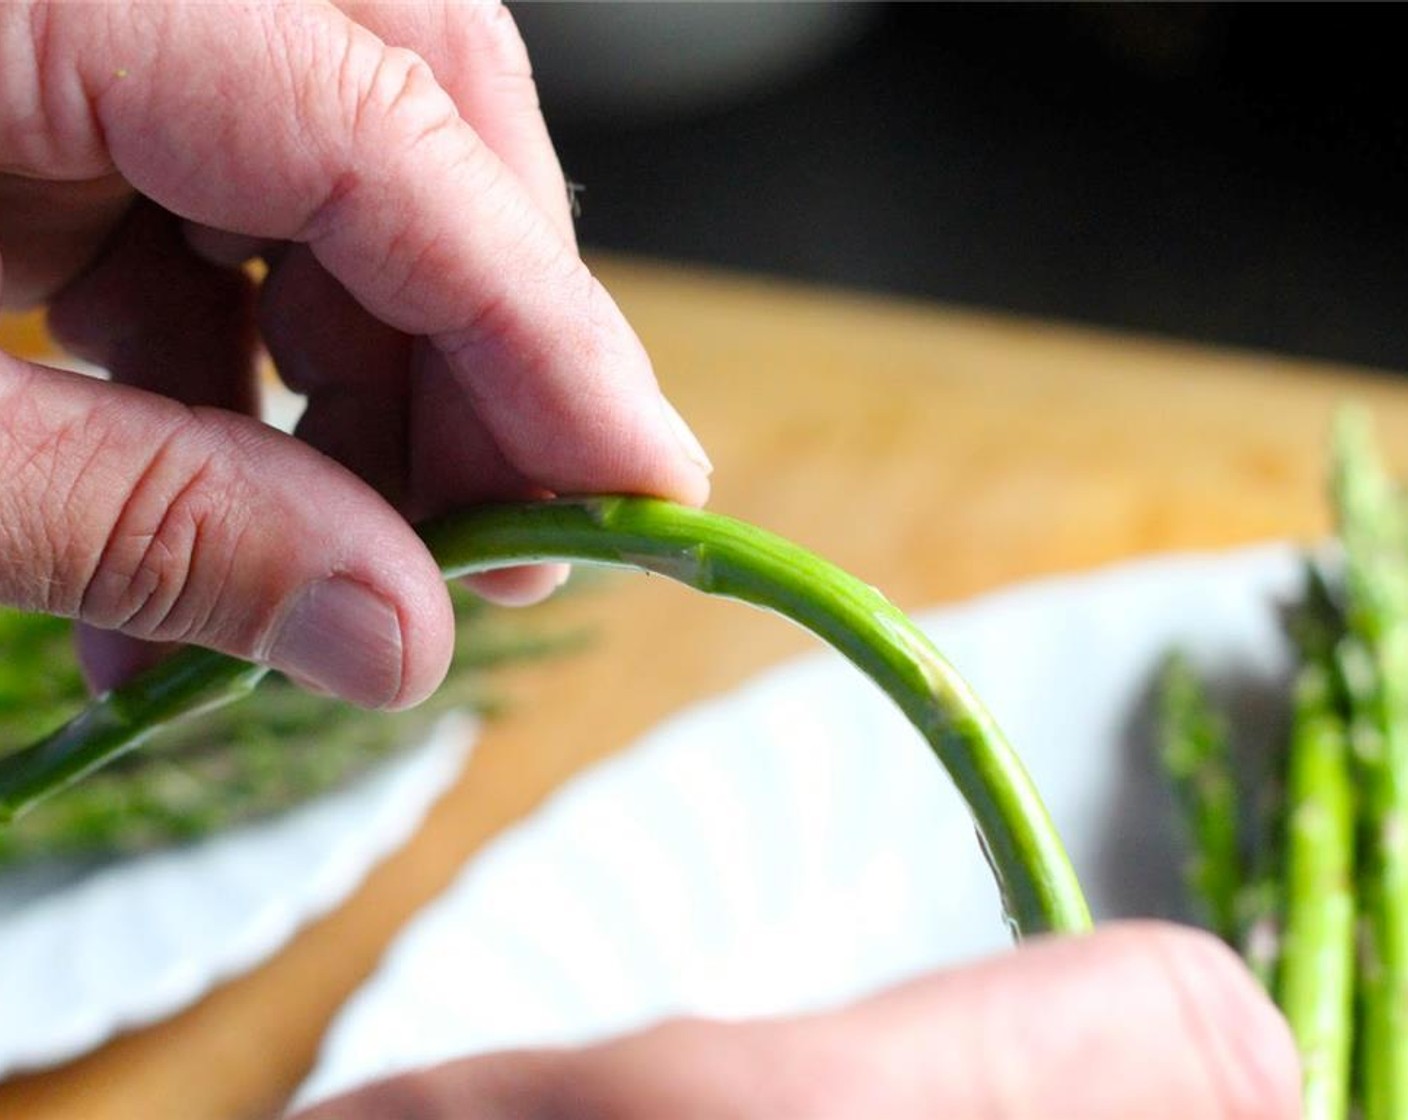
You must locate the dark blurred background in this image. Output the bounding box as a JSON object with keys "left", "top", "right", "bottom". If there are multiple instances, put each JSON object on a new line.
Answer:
{"left": 514, "top": 3, "right": 1408, "bottom": 372}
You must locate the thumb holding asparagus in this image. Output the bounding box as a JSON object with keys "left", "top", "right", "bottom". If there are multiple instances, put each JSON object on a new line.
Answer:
{"left": 0, "top": 305, "right": 452, "bottom": 709}
{"left": 0, "top": 0, "right": 713, "bottom": 707}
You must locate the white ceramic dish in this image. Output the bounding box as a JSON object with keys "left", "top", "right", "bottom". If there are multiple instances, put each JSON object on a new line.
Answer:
{"left": 294, "top": 543, "right": 1304, "bottom": 1110}
{"left": 0, "top": 713, "right": 475, "bottom": 1079}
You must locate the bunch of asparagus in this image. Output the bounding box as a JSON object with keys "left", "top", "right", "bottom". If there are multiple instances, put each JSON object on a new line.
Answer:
{"left": 1159, "top": 408, "right": 1408, "bottom": 1119}
{"left": 0, "top": 590, "right": 576, "bottom": 864}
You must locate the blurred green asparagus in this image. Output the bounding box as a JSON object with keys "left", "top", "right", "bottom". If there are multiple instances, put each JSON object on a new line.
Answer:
{"left": 1330, "top": 407, "right": 1408, "bottom": 1120}
{"left": 1156, "top": 650, "right": 1242, "bottom": 944}
{"left": 1278, "top": 615, "right": 1355, "bottom": 1120}
{"left": 0, "top": 590, "right": 577, "bottom": 863}
{"left": 1158, "top": 407, "right": 1408, "bottom": 1120}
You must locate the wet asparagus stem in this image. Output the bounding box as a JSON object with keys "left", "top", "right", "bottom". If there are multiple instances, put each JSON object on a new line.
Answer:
{"left": 1331, "top": 408, "right": 1408, "bottom": 1120}
{"left": 0, "top": 496, "right": 1092, "bottom": 939}
{"left": 1156, "top": 651, "right": 1242, "bottom": 944}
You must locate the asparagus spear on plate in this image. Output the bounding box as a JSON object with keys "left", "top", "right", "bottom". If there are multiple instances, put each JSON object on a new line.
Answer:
{"left": 0, "top": 590, "right": 575, "bottom": 862}
{"left": 1156, "top": 650, "right": 1242, "bottom": 945}
{"left": 1330, "top": 407, "right": 1408, "bottom": 1120}
{"left": 1277, "top": 590, "right": 1355, "bottom": 1120}
{"left": 1162, "top": 410, "right": 1408, "bottom": 1120}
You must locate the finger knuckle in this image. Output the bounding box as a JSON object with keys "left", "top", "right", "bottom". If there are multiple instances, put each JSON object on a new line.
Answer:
{"left": 437, "top": 255, "right": 614, "bottom": 408}
{"left": 349, "top": 43, "right": 452, "bottom": 144}
{"left": 0, "top": 380, "right": 93, "bottom": 611}
{"left": 78, "top": 416, "right": 252, "bottom": 646}
{"left": 309, "top": 35, "right": 492, "bottom": 319}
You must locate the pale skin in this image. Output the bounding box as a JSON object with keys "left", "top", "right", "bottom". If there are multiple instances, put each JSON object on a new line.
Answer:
{"left": 296, "top": 923, "right": 1299, "bottom": 1120}
{"left": 0, "top": 4, "right": 1300, "bottom": 1116}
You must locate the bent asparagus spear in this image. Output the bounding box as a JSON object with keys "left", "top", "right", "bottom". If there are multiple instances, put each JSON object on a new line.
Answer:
{"left": 0, "top": 496, "right": 1090, "bottom": 939}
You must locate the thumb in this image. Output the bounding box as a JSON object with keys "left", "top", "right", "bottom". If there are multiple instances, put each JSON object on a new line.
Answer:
{"left": 570, "top": 922, "right": 1300, "bottom": 1119}
{"left": 0, "top": 354, "right": 452, "bottom": 709}
{"left": 295, "top": 923, "right": 1300, "bottom": 1119}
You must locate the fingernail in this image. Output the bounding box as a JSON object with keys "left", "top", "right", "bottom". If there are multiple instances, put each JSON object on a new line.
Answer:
{"left": 660, "top": 396, "right": 713, "bottom": 477}
{"left": 266, "top": 577, "right": 403, "bottom": 708}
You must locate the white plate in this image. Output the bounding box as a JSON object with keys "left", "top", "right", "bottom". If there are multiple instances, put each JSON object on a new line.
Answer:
{"left": 294, "top": 543, "right": 1304, "bottom": 1110}
{"left": 0, "top": 713, "right": 475, "bottom": 1079}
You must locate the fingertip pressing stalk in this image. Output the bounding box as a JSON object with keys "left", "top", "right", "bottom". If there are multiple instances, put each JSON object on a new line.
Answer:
{"left": 0, "top": 496, "right": 1091, "bottom": 938}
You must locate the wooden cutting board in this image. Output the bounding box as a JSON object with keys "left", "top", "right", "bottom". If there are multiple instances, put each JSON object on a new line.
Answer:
{"left": 4, "top": 256, "right": 1408, "bottom": 1118}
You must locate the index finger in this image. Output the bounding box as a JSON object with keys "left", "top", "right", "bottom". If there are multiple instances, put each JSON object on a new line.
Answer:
{"left": 31, "top": 0, "right": 710, "bottom": 503}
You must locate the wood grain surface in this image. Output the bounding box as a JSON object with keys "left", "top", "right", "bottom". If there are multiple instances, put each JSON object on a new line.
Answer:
{"left": 3, "top": 256, "right": 1408, "bottom": 1118}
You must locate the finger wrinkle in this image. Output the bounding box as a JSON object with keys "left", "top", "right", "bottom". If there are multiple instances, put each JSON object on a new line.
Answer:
{"left": 306, "top": 37, "right": 462, "bottom": 238}
{"left": 92, "top": 452, "right": 216, "bottom": 640}
{"left": 77, "top": 414, "right": 260, "bottom": 650}
{"left": 208, "top": 513, "right": 255, "bottom": 635}
{"left": 377, "top": 214, "right": 455, "bottom": 318}
{"left": 262, "top": 6, "right": 572, "bottom": 334}
{"left": 346, "top": 0, "right": 574, "bottom": 245}
{"left": 0, "top": 371, "right": 113, "bottom": 613}
{"left": 434, "top": 288, "right": 519, "bottom": 368}
{"left": 338, "top": 141, "right": 510, "bottom": 331}
{"left": 432, "top": 244, "right": 593, "bottom": 381}
{"left": 290, "top": 166, "right": 362, "bottom": 258}
{"left": 74, "top": 420, "right": 186, "bottom": 630}
{"left": 86, "top": 1, "right": 336, "bottom": 239}
{"left": 373, "top": 47, "right": 459, "bottom": 151}
{"left": 304, "top": 46, "right": 531, "bottom": 328}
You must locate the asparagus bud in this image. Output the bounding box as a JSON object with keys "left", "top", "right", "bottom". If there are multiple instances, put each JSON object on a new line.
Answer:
{"left": 1156, "top": 651, "right": 1243, "bottom": 944}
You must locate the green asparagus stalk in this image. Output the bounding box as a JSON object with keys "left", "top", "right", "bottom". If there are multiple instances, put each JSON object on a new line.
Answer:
{"left": 0, "top": 496, "right": 1092, "bottom": 939}
{"left": 0, "top": 596, "right": 573, "bottom": 862}
{"left": 1330, "top": 407, "right": 1408, "bottom": 1120}
{"left": 1277, "top": 655, "right": 1355, "bottom": 1120}
{"left": 1235, "top": 658, "right": 1292, "bottom": 994}
{"left": 1239, "top": 559, "right": 1344, "bottom": 1004}
{"left": 1156, "top": 651, "right": 1243, "bottom": 944}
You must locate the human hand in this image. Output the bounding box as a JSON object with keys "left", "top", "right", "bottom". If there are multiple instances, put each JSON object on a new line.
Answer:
{"left": 292, "top": 923, "right": 1299, "bottom": 1119}
{"left": 0, "top": 1, "right": 711, "bottom": 707}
